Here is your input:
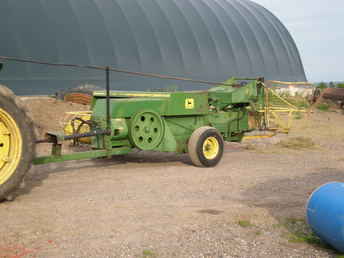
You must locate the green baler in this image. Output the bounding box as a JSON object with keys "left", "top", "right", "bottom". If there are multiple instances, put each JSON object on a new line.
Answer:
{"left": 0, "top": 75, "right": 265, "bottom": 200}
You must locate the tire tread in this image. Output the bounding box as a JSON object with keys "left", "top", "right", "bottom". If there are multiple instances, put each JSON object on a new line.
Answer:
{"left": 0, "top": 85, "right": 36, "bottom": 200}
{"left": 188, "top": 126, "right": 223, "bottom": 167}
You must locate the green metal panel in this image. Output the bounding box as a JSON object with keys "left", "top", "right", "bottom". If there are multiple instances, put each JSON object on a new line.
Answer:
{"left": 157, "top": 116, "right": 209, "bottom": 153}
{"left": 93, "top": 91, "right": 209, "bottom": 117}
{"left": 165, "top": 92, "right": 209, "bottom": 116}
{"left": 33, "top": 147, "right": 131, "bottom": 165}
{"left": 93, "top": 98, "right": 167, "bottom": 118}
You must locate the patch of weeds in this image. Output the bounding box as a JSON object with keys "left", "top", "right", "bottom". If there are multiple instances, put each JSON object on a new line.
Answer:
{"left": 278, "top": 137, "right": 315, "bottom": 150}
{"left": 280, "top": 96, "right": 310, "bottom": 109}
{"left": 316, "top": 103, "right": 330, "bottom": 112}
{"left": 238, "top": 220, "right": 254, "bottom": 228}
{"left": 142, "top": 249, "right": 156, "bottom": 258}
{"left": 282, "top": 218, "right": 330, "bottom": 249}
{"left": 287, "top": 232, "right": 322, "bottom": 245}
{"left": 292, "top": 100, "right": 310, "bottom": 109}
{"left": 293, "top": 112, "right": 303, "bottom": 120}
{"left": 255, "top": 231, "right": 262, "bottom": 236}
{"left": 272, "top": 223, "right": 283, "bottom": 229}
{"left": 297, "top": 102, "right": 311, "bottom": 109}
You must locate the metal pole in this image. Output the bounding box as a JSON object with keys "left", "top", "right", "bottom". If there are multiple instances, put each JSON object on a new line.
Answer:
{"left": 106, "top": 66, "right": 111, "bottom": 133}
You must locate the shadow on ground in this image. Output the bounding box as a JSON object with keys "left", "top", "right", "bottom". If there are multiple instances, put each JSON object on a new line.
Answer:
{"left": 243, "top": 168, "right": 344, "bottom": 218}
{"left": 14, "top": 143, "right": 244, "bottom": 200}
{"left": 242, "top": 168, "right": 344, "bottom": 256}
{"left": 14, "top": 151, "right": 192, "bottom": 200}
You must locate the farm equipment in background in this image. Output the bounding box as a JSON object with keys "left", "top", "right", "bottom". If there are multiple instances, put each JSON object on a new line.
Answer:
{"left": 311, "top": 87, "right": 344, "bottom": 109}
{"left": 0, "top": 58, "right": 267, "bottom": 200}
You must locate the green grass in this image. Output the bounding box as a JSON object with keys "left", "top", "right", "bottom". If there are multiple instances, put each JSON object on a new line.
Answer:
{"left": 278, "top": 217, "right": 344, "bottom": 256}
{"left": 142, "top": 249, "right": 156, "bottom": 257}
{"left": 255, "top": 230, "right": 262, "bottom": 236}
{"left": 288, "top": 98, "right": 310, "bottom": 109}
{"left": 293, "top": 112, "right": 303, "bottom": 120}
{"left": 282, "top": 218, "right": 329, "bottom": 249}
{"left": 270, "top": 93, "right": 310, "bottom": 109}
{"left": 272, "top": 223, "right": 283, "bottom": 229}
{"left": 238, "top": 220, "right": 254, "bottom": 228}
{"left": 287, "top": 232, "right": 323, "bottom": 245}
{"left": 316, "top": 103, "right": 330, "bottom": 112}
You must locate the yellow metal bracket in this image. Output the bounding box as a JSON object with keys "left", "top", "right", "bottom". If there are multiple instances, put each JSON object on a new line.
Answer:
{"left": 254, "top": 81, "right": 308, "bottom": 133}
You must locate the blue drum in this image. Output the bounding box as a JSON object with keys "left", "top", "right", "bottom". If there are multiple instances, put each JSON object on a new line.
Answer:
{"left": 307, "top": 182, "right": 344, "bottom": 252}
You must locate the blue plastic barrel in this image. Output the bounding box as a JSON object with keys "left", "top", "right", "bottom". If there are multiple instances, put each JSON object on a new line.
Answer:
{"left": 307, "top": 182, "right": 344, "bottom": 252}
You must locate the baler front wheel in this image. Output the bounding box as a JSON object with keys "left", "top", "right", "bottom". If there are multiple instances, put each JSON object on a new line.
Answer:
{"left": 188, "top": 127, "right": 224, "bottom": 167}
{"left": 0, "top": 85, "right": 35, "bottom": 201}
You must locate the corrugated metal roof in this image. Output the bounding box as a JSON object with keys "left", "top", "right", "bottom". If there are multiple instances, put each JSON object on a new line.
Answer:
{"left": 0, "top": 0, "right": 306, "bottom": 95}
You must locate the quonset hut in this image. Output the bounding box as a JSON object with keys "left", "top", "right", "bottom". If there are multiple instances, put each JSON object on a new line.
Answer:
{"left": 0, "top": 0, "right": 306, "bottom": 95}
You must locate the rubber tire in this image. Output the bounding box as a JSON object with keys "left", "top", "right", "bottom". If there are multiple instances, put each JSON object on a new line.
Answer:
{"left": 0, "top": 85, "right": 36, "bottom": 201}
{"left": 188, "top": 126, "right": 224, "bottom": 167}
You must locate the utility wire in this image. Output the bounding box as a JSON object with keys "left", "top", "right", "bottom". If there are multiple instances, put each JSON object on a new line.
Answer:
{"left": 0, "top": 55, "right": 257, "bottom": 87}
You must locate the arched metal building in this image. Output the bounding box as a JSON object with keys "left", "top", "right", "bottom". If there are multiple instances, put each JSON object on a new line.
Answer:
{"left": 0, "top": 0, "right": 306, "bottom": 95}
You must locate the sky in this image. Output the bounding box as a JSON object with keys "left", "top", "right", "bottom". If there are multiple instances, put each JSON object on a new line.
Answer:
{"left": 251, "top": 0, "right": 344, "bottom": 82}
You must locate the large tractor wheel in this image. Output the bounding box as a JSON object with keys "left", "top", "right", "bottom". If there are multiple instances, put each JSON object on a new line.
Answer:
{"left": 188, "top": 126, "right": 224, "bottom": 167}
{"left": 0, "top": 85, "right": 35, "bottom": 201}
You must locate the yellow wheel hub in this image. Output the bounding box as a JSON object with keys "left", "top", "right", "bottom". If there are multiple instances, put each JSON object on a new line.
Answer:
{"left": 203, "top": 136, "right": 219, "bottom": 160}
{"left": 0, "top": 108, "right": 22, "bottom": 185}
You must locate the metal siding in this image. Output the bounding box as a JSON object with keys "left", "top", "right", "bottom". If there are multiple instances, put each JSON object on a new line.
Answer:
{"left": 0, "top": 0, "right": 307, "bottom": 95}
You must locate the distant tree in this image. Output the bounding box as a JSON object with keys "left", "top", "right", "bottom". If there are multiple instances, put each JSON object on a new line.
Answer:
{"left": 337, "top": 83, "right": 344, "bottom": 88}
{"left": 329, "top": 82, "right": 335, "bottom": 88}
{"left": 317, "top": 82, "right": 328, "bottom": 89}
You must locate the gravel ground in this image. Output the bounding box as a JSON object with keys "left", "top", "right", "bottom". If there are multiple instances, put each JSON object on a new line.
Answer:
{"left": 1, "top": 99, "right": 344, "bottom": 257}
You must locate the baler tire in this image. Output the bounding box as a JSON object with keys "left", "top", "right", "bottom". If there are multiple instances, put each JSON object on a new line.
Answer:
{"left": 188, "top": 126, "right": 224, "bottom": 167}
{"left": 0, "top": 85, "right": 35, "bottom": 201}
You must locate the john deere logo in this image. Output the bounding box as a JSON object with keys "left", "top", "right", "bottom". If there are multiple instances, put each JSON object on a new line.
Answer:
{"left": 185, "top": 98, "right": 194, "bottom": 109}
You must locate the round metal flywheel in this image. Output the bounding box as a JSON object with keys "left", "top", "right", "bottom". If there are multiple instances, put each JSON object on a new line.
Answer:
{"left": 130, "top": 111, "right": 164, "bottom": 150}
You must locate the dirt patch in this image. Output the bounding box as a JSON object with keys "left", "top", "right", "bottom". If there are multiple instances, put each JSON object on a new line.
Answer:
{"left": 20, "top": 97, "right": 90, "bottom": 155}
{"left": 21, "top": 97, "right": 89, "bottom": 138}
{"left": 277, "top": 136, "right": 315, "bottom": 149}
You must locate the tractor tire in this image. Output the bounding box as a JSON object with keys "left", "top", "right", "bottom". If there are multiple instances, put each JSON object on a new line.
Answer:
{"left": 0, "top": 85, "right": 35, "bottom": 201}
{"left": 188, "top": 126, "right": 224, "bottom": 167}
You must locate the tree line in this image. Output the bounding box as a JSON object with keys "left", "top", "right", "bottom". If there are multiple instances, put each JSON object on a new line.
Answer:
{"left": 317, "top": 82, "right": 344, "bottom": 89}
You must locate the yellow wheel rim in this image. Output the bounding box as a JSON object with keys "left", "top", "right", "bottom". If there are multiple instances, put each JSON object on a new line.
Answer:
{"left": 0, "top": 108, "right": 22, "bottom": 185}
{"left": 202, "top": 136, "right": 219, "bottom": 160}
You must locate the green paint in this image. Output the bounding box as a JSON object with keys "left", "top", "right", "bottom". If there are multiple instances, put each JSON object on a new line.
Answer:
{"left": 34, "top": 78, "right": 265, "bottom": 165}
{"left": 33, "top": 147, "right": 131, "bottom": 165}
